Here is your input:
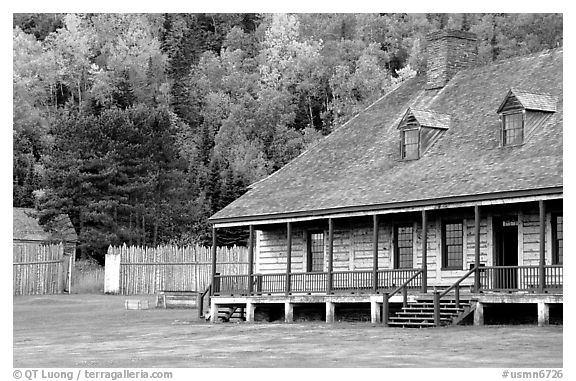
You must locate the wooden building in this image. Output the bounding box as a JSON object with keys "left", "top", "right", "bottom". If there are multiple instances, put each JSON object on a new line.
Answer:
{"left": 207, "top": 30, "right": 563, "bottom": 327}
{"left": 13, "top": 207, "right": 78, "bottom": 294}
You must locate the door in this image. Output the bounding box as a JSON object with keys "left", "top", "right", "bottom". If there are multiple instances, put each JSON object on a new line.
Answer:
{"left": 307, "top": 231, "right": 325, "bottom": 272}
{"left": 494, "top": 217, "right": 518, "bottom": 289}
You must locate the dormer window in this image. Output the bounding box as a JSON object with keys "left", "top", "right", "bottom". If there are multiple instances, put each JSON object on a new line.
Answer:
{"left": 497, "top": 88, "right": 558, "bottom": 147}
{"left": 398, "top": 108, "right": 451, "bottom": 161}
{"left": 401, "top": 129, "right": 419, "bottom": 160}
{"left": 502, "top": 112, "right": 524, "bottom": 146}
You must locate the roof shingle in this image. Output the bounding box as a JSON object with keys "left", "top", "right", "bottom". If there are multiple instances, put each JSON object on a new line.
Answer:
{"left": 509, "top": 88, "right": 558, "bottom": 112}
{"left": 406, "top": 108, "right": 451, "bottom": 130}
{"left": 13, "top": 207, "right": 78, "bottom": 243}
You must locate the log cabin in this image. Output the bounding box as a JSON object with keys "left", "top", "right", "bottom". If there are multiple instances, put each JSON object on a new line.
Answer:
{"left": 207, "top": 30, "right": 563, "bottom": 327}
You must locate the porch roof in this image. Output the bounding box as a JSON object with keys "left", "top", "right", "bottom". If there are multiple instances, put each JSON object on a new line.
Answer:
{"left": 210, "top": 48, "right": 563, "bottom": 227}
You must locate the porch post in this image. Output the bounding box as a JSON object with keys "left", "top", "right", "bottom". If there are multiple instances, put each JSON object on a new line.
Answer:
{"left": 245, "top": 302, "right": 255, "bottom": 323}
{"left": 286, "top": 222, "right": 292, "bottom": 296}
{"left": 248, "top": 225, "right": 254, "bottom": 295}
{"left": 210, "top": 299, "right": 218, "bottom": 323}
{"left": 537, "top": 302, "right": 549, "bottom": 326}
{"left": 474, "top": 205, "right": 481, "bottom": 293}
{"left": 285, "top": 302, "right": 294, "bottom": 323}
{"left": 473, "top": 301, "right": 484, "bottom": 326}
{"left": 326, "top": 301, "right": 335, "bottom": 323}
{"left": 370, "top": 298, "right": 381, "bottom": 324}
{"left": 372, "top": 215, "right": 379, "bottom": 293}
{"left": 327, "top": 218, "right": 334, "bottom": 295}
{"left": 421, "top": 210, "right": 428, "bottom": 293}
{"left": 539, "top": 200, "right": 546, "bottom": 293}
{"left": 211, "top": 227, "right": 218, "bottom": 296}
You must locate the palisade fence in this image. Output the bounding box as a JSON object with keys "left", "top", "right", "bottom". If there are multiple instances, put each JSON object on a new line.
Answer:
{"left": 13, "top": 243, "right": 67, "bottom": 296}
{"left": 105, "top": 244, "right": 249, "bottom": 295}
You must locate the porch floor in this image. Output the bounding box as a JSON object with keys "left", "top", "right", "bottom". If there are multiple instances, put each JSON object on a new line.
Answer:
{"left": 210, "top": 291, "right": 562, "bottom": 326}
{"left": 212, "top": 291, "right": 563, "bottom": 305}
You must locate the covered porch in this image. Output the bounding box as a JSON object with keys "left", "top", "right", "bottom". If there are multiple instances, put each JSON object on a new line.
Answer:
{"left": 208, "top": 197, "right": 563, "bottom": 326}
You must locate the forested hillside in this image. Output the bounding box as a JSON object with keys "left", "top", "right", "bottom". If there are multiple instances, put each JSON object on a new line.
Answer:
{"left": 13, "top": 13, "right": 562, "bottom": 263}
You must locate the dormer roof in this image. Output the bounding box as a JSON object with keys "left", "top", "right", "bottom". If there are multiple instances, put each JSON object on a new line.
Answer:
{"left": 399, "top": 108, "right": 451, "bottom": 130}
{"left": 497, "top": 88, "right": 558, "bottom": 113}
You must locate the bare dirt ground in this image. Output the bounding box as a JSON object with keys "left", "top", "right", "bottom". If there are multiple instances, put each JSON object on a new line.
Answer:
{"left": 13, "top": 294, "right": 562, "bottom": 368}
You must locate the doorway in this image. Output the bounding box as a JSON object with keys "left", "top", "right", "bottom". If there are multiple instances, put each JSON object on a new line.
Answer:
{"left": 493, "top": 217, "right": 518, "bottom": 289}
{"left": 307, "top": 231, "right": 325, "bottom": 272}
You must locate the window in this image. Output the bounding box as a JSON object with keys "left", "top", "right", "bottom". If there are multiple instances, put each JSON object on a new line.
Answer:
{"left": 502, "top": 112, "right": 524, "bottom": 146}
{"left": 552, "top": 214, "right": 563, "bottom": 265}
{"left": 395, "top": 225, "right": 413, "bottom": 269}
{"left": 307, "top": 232, "right": 325, "bottom": 272}
{"left": 442, "top": 221, "right": 464, "bottom": 269}
{"left": 401, "top": 129, "right": 419, "bottom": 160}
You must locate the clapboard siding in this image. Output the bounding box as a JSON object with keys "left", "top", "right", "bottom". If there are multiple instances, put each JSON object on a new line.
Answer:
{"left": 254, "top": 204, "right": 558, "bottom": 286}
{"left": 465, "top": 220, "right": 490, "bottom": 266}
{"left": 257, "top": 228, "right": 306, "bottom": 273}
{"left": 522, "top": 210, "right": 548, "bottom": 266}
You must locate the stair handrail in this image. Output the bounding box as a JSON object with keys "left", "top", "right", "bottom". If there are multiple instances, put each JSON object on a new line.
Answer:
{"left": 433, "top": 266, "right": 478, "bottom": 326}
{"left": 382, "top": 269, "right": 423, "bottom": 326}
{"left": 198, "top": 284, "right": 212, "bottom": 319}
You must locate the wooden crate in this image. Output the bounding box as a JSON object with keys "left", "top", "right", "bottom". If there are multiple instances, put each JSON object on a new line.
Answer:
{"left": 125, "top": 299, "right": 150, "bottom": 310}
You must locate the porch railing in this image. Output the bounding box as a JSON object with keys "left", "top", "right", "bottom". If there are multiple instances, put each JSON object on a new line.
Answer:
{"left": 545, "top": 265, "right": 563, "bottom": 289}
{"left": 382, "top": 269, "right": 424, "bottom": 326}
{"left": 291, "top": 272, "right": 327, "bottom": 293}
{"left": 478, "top": 265, "right": 563, "bottom": 291}
{"left": 213, "top": 268, "right": 422, "bottom": 296}
{"left": 212, "top": 265, "right": 562, "bottom": 296}
{"left": 377, "top": 269, "right": 422, "bottom": 289}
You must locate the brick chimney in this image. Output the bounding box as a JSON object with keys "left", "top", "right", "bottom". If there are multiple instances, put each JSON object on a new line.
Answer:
{"left": 425, "top": 29, "right": 477, "bottom": 90}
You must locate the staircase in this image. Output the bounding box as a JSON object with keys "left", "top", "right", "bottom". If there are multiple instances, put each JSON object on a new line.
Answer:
{"left": 216, "top": 305, "right": 246, "bottom": 322}
{"left": 387, "top": 298, "right": 475, "bottom": 328}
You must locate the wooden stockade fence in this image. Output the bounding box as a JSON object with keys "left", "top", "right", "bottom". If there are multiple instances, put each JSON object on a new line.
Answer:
{"left": 13, "top": 243, "right": 67, "bottom": 296}
{"left": 105, "top": 245, "right": 248, "bottom": 295}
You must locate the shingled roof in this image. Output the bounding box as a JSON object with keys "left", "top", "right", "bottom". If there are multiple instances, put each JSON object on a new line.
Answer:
{"left": 404, "top": 108, "right": 451, "bottom": 130}
{"left": 13, "top": 207, "right": 78, "bottom": 243}
{"left": 210, "top": 48, "right": 563, "bottom": 225}
{"left": 497, "top": 88, "right": 558, "bottom": 113}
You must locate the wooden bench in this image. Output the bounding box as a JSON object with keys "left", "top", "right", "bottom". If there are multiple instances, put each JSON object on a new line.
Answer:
{"left": 156, "top": 291, "right": 199, "bottom": 309}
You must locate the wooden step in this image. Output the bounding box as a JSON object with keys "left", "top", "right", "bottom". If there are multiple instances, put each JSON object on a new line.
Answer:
{"left": 218, "top": 306, "right": 246, "bottom": 322}
{"left": 400, "top": 307, "right": 458, "bottom": 312}
{"left": 387, "top": 321, "right": 444, "bottom": 328}
{"left": 389, "top": 316, "right": 452, "bottom": 323}
{"left": 410, "top": 301, "right": 470, "bottom": 307}
{"left": 397, "top": 311, "right": 455, "bottom": 318}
